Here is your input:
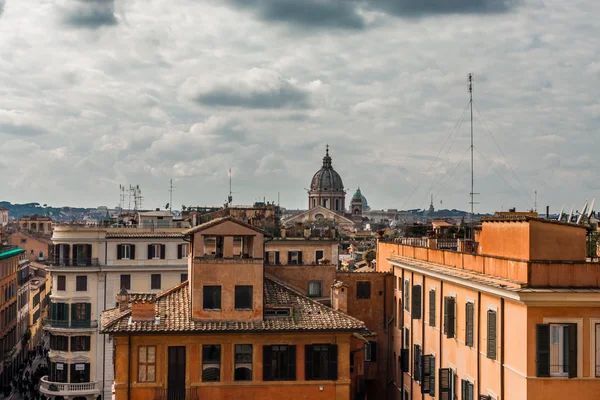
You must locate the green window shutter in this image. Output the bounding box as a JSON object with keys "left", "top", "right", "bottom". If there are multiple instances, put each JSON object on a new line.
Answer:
{"left": 160, "top": 244, "right": 166, "bottom": 259}
{"left": 328, "top": 344, "right": 338, "bottom": 380}
{"left": 461, "top": 379, "right": 467, "bottom": 400}
{"left": 536, "top": 324, "right": 551, "bottom": 377}
{"left": 487, "top": 310, "right": 497, "bottom": 360}
{"left": 131, "top": 245, "right": 135, "bottom": 260}
{"left": 421, "top": 354, "right": 431, "bottom": 394}
{"left": 443, "top": 297, "right": 449, "bottom": 334}
{"left": 50, "top": 303, "right": 57, "bottom": 320}
{"left": 439, "top": 368, "right": 450, "bottom": 400}
{"left": 467, "top": 381, "right": 474, "bottom": 400}
{"left": 429, "top": 355, "right": 436, "bottom": 397}
{"left": 412, "top": 285, "right": 421, "bottom": 319}
{"left": 275, "top": 251, "right": 280, "bottom": 265}
{"left": 400, "top": 348, "right": 409, "bottom": 372}
{"left": 288, "top": 345, "right": 297, "bottom": 380}
{"left": 262, "top": 346, "right": 272, "bottom": 380}
{"left": 71, "top": 303, "right": 77, "bottom": 322}
{"left": 429, "top": 289, "right": 436, "bottom": 327}
{"left": 298, "top": 251, "right": 303, "bottom": 265}
{"left": 117, "top": 245, "right": 122, "bottom": 260}
{"left": 466, "top": 303, "right": 474, "bottom": 347}
{"left": 447, "top": 297, "right": 456, "bottom": 338}
{"left": 304, "top": 345, "right": 313, "bottom": 380}
{"left": 85, "top": 303, "right": 91, "bottom": 320}
{"left": 177, "top": 244, "right": 183, "bottom": 259}
{"left": 287, "top": 251, "right": 293, "bottom": 265}
{"left": 568, "top": 323, "right": 577, "bottom": 378}
{"left": 413, "top": 345, "right": 421, "bottom": 382}
{"left": 147, "top": 244, "right": 153, "bottom": 259}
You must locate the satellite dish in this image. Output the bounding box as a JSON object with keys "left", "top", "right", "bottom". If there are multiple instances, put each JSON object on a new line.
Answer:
{"left": 567, "top": 205, "right": 574, "bottom": 223}
{"left": 588, "top": 198, "right": 595, "bottom": 219}
{"left": 576, "top": 200, "right": 588, "bottom": 224}
{"left": 557, "top": 205, "right": 564, "bottom": 221}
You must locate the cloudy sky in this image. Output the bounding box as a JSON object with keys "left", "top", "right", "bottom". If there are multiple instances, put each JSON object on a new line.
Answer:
{"left": 0, "top": 0, "right": 598, "bottom": 213}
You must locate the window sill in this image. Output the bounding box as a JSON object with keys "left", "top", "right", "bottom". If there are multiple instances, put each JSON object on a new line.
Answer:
{"left": 203, "top": 309, "right": 222, "bottom": 312}
{"left": 234, "top": 308, "right": 253, "bottom": 311}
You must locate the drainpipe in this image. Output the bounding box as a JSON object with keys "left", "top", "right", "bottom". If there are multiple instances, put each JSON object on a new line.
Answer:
{"left": 386, "top": 313, "right": 395, "bottom": 400}
{"left": 421, "top": 275, "right": 426, "bottom": 400}
{"left": 127, "top": 334, "right": 131, "bottom": 400}
{"left": 477, "top": 291, "right": 481, "bottom": 397}
{"left": 500, "top": 298, "right": 505, "bottom": 400}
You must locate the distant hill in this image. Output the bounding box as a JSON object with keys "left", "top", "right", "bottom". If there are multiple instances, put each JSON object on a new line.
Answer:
{"left": 0, "top": 201, "right": 97, "bottom": 221}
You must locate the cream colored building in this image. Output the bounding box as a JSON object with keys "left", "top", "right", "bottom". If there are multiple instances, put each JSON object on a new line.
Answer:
{"left": 41, "top": 223, "right": 189, "bottom": 400}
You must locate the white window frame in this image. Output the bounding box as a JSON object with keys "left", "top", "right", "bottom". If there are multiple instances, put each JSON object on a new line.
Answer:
{"left": 121, "top": 244, "right": 132, "bottom": 260}
{"left": 152, "top": 244, "right": 161, "bottom": 259}
{"left": 289, "top": 250, "right": 300, "bottom": 265}
{"left": 181, "top": 243, "right": 189, "bottom": 258}
{"left": 543, "top": 317, "right": 583, "bottom": 378}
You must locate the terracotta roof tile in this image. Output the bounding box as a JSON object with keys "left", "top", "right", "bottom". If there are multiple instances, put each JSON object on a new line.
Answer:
{"left": 101, "top": 278, "right": 366, "bottom": 334}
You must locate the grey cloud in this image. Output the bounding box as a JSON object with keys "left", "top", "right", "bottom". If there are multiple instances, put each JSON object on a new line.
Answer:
{"left": 188, "top": 69, "right": 311, "bottom": 109}
{"left": 0, "top": 0, "right": 5, "bottom": 17}
{"left": 61, "top": 0, "right": 117, "bottom": 29}
{"left": 365, "top": 0, "right": 518, "bottom": 17}
{"left": 0, "top": 122, "right": 46, "bottom": 137}
{"left": 230, "top": 0, "right": 366, "bottom": 30}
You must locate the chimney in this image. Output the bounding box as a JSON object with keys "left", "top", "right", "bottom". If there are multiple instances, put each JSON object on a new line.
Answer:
{"left": 117, "top": 287, "right": 130, "bottom": 312}
{"left": 331, "top": 281, "right": 348, "bottom": 314}
{"left": 131, "top": 294, "right": 156, "bottom": 321}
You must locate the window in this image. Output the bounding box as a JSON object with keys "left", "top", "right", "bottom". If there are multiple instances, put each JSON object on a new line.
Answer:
{"left": 33, "top": 293, "right": 40, "bottom": 307}
{"left": 288, "top": 251, "right": 303, "bottom": 265}
{"left": 400, "top": 348, "right": 409, "bottom": 372}
{"left": 308, "top": 281, "right": 323, "bottom": 297}
{"left": 411, "top": 285, "right": 422, "bottom": 319}
{"left": 466, "top": 302, "right": 475, "bottom": 347}
{"left": 202, "top": 345, "right": 221, "bottom": 382}
{"left": 265, "top": 251, "right": 280, "bottom": 265}
{"left": 365, "top": 341, "right": 377, "bottom": 362}
{"left": 315, "top": 250, "right": 324, "bottom": 263}
{"left": 120, "top": 274, "right": 131, "bottom": 291}
{"left": 20, "top": 238, "right": 27, "bottom": 244}
{"left": 265, "top": 308, "right": 290, "bottom": 317}
{"left": 596, "top": 324, "right": 600, "bottom": 377}
{"left": 180, "top": 273, "right": 188, "bottom": 283}
{"left": 461, "top": 379, "right": 474, "bottom": 400}
{"left": 263, "top": 345, "right": 296, "bottom": 381}
{"left": 70, "top": 363, "right": 90, "bottom": 383}
{"left": 50, "top": 335, "right": 69, "bottom": 352}
{"left": 177, "top": 243, "right": 189, "bottom": 259}
{"left": 439, "top": 368, "right": 456, "bottom": 400}
{"left": 71, "top": 336, "right": 91, "bottom": 352}
{"left": 443, "top": 296, "right": 456, "bottom": 338}
{"left": 357, "top": 281, "right": 371, "bottom": 299}
{"left": 404, "top": 326, "right": 410, "bottom": 349}
{"left": 234, "top": 344, "right": 253, "bottom": 381}
{"left": 404, "top": 280, "right": 410, "bottom": 311}
{"left": 487, "top": 310, "right": 497, "bottom": 360}
{"left": 234, "top": 286, "right": 253, "bottom": 310}
{"left": 138, "top": 346, "right": 156, "bottom": 382}
{"left": 76, "top": 276, "right": 87, "bottom": 291}
{"left": 117, "top": 244, "right": 135, "bottom": 260}
{"left": 52, "top": 282, "right": 63, "bottom": 299}
{"left": 413, "top": 344, "right": 422, "bottom": 383}
{"left": 203, "top": 286, "right": 222, "bottom": 310}
{"left": 429, "top": 289, "right": 436, "bottom": 327}
{"left": 147, "top": 244, "right": 165, "bottom": 260}
{"left": 536, "top": 323, "right": 577, "bottom": 378}
{"left": 421, "top": 354, "right": 435, "bottom": 394}
{"left": 72, "top": 303, "right": 91, "bottom": 327}
{"left": 151, "top": 274, "right": 161, "bottom": 290}
{"left": 305, "top": 344, "right": 338, "bottom": 380}
{"left": 50, "top": 362, "right": 67, "bottom": 383}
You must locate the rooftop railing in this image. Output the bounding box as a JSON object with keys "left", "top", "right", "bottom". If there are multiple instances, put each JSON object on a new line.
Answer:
{"left": 40, "top": 376, "right": 99, "bottom": 395}
{"left": 42, "top": 318, "right": 98, "bottom": 329}
{"left": 45, "top": 257, "right": 100, "bottom": 267}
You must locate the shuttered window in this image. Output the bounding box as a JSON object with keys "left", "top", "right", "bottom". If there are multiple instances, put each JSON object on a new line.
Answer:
{"left": 404, "top": 280, "right": 410, "bottom": 311}
{"left": 429, "top": 289, "right": 436, "bottom": 327}
{"left": 400, "top": 348, "right": 409, "bottom": 372}
{"left": 465, "top": 302, "right": 474, "bottom": 347}
{"left": 263, "top": 345, "right": 296, "bottom": 381}
{"left": 438, "top": 368, "right": 455, "bottom": 400}
{"left": 487, "top": 310, "right": 497, "bottom": 360}
{"left": 411, "top": 285, "right": 422, "bottom": 319}
{"left": 536, "top": 323, "right": 577, "bottom": 378}
{"left": 305, "top": 344, "right": 338, "bottom": 380}
{"left": 444, "top": 297, "right": 456, "bottom": 338}
{"left": 413, "top": 344, "right": 422, "bottom": 383}
{"left": 461, "top": 379, "right": 474, "bottom": 400}
{"left": 421, "top": 354, "right": 435, "bottom": 394}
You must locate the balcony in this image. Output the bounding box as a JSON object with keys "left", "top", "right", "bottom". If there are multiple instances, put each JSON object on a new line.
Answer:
{"left": 43, "top": 318, "right": 98, "bottom": 330}
{"left": 39, "top": 376, "right": 100, "bottom": 397}
{"left": 45, "top": 257, "right": 100, "bottom": 267}
{"left": 154, "top": 388, "right": 199, "bottom": 400}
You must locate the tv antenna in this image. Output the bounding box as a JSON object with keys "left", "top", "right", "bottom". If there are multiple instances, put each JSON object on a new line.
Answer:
{"left": 534, "top": 190, "right": 537, "bottom": 212}
{"left": 468, "top": 73, "right": 479, "bottom": 239}
{"left": 227, "top": 168, "right": 233, "bottom": 206}
{"left": 168, "top": 179, "right": 175, "bottom": 212}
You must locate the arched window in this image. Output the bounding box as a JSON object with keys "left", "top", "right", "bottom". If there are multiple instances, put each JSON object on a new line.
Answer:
{"left": 335, "top": 199, "right": 339, "bottom": 210}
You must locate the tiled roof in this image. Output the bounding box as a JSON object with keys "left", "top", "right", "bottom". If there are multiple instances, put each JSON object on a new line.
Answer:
{"left": 184, "top": 216, "right": 272, "bottom": 237}
{"left": 105, "top": 232, "right": 185, "bottom": 239}
{"left": 101, "top": 278, "right": 366, "bottom": 334}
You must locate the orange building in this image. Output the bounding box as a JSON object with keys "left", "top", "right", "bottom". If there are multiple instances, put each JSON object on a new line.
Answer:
{"left": 0, "top": 246, "right": 24, "bottom": 388}
{"left": 102, "top": 217, "right": 368, "bottom": 400}
{"left": 377, "top": 216, "right": 600, "bottom": 400}
{"left": 8, "top": 231, "right": 51, "bottom": 262}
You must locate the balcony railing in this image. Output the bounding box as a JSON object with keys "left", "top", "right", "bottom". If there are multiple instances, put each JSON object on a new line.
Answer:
{"left": 45, "top": 257, "right": 100, "bottom": 267}
{"left": 42, "top": 318, "right": 98, "bottom": 329}
{"left": 154, "top": 387, "right": 199, "bottom": 400}
{"left": 40, "top": 376, "right": 99, "bottom": 395}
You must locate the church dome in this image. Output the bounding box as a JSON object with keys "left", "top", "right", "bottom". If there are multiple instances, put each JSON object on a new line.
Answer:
{"left": 352, "top": 188, "right": 363, "bottom": 200}
{"left": 310, "top": 146, "right": 344, "bottom": 192}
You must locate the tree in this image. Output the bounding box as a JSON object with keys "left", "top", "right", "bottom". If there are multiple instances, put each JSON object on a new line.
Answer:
{"left": 363, "top": 249, "right": 376, "bottom": 264}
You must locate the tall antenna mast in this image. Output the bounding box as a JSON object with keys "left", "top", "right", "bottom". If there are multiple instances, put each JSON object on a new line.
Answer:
{"left": 534, "top": 190, "right": 538, "bottom": 212}
{"left": 228, "top": 168, "right": 233, "bottom": 206}
{"left": 468, "top": 73, "right": 478, "bottom": 240}
{"left": 168, "top": 179, "right": 175, "bottom": 212}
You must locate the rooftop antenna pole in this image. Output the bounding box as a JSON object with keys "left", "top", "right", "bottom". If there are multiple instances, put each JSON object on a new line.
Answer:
{"left": 534, "top": 190, "right": 538, "bottom": 212}
{"left": 228, "top": 168, "right": 233, "bottom": 206}
{"left": 168, "top": 179, "right": 175, "bottom": 212}
{"left": 468, "top": 73, "right": 478, "bottom": 240}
